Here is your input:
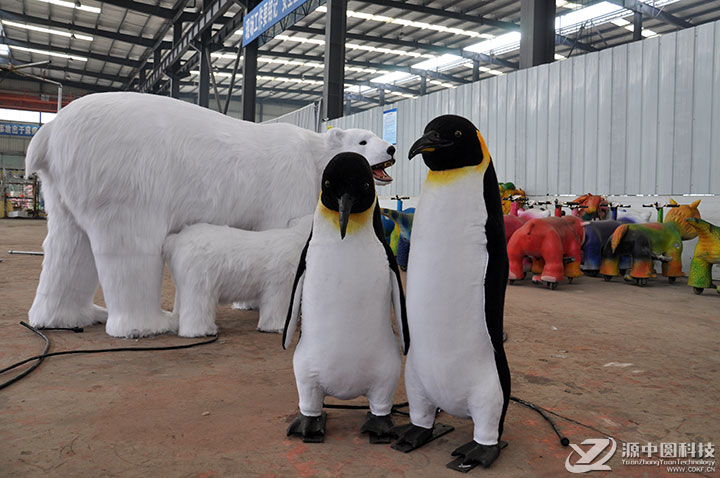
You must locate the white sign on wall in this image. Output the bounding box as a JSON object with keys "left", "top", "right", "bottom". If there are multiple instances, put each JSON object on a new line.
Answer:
{"left": 383, "top": 108, "right": 397, "bottom": 145}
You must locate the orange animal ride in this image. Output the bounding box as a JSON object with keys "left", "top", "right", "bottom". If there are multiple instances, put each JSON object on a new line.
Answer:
{"left": 569, "top": 193, "right": 608, "bottom": 221}
{"left": 600, "top": 199, "right": 701, "bottom": 286}
{"left": 507, "top": 216, "right": 585, "bottom": 289}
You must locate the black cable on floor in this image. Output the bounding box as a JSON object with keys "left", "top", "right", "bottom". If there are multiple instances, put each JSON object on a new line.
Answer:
{"left": 0, "top": 321, "right": 219, "bottom": 390}
{"left": 0, "top": 322, "right": 50, "bottom": 391}
{"left": 510, "top": 396, "right": 570, "bottom": 446}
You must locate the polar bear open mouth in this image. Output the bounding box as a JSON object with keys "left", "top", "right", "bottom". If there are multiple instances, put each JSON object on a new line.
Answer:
{"left": 372, "top": 159, "right": 395, "bottom": 184}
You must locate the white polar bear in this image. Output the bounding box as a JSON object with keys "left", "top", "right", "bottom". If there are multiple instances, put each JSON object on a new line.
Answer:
{"left": 26, "top": 92, "right": 396, "bottom": 338}
{"left": 163, "top": 215, "right": 312, "bottom": 337}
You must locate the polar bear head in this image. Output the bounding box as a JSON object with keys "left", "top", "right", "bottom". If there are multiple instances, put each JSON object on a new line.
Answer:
{"left": 324, "top": 128, "right": 396, "bottom": 185}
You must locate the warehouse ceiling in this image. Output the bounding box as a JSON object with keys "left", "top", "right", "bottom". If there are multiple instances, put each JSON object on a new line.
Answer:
{"left": 0, "top": 0, "right": 719, "bottom": 111}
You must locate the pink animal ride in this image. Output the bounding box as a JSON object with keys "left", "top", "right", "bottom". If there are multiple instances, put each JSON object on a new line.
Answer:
{"left": 507, "top": 216, "right": 585, "bottom": 289}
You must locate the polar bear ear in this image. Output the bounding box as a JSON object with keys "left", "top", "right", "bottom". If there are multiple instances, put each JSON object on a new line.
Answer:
{"left": 327, "top": 127, "right": 345, "bottom": 144}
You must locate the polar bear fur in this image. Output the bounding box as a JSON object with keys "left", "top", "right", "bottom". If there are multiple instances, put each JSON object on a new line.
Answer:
{"left": 163, "top": 215, "right": 312, "bottom": 337}
{"left": 26, "top": 92, "right": 395, "bottom": 338}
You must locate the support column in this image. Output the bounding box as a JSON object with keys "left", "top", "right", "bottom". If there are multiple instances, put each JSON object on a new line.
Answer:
{"left": 153, "top": 49, "right": 162, "bottom": 94}
{"left": 472, "top": 60, "right": 480, "bottom": 82}
{"left": 633, "top": 11, "right": 643, "bottom": 41}
{"left": 241, "top": 39, "right": 258, "bottom": 121}
{"left": 322, "top": 0, "right": 347, "bottom": 120}
{"left": 198, "top": 29, "right": 210, "bottom": 107}
{"left": 171, "top": 20, "right": 182, "bottom": 99}
{"left": 519, "top": 0, "right": 556, "bottom": 69}
{"left": 420, "top": 75, "right": 427, "bottom": 96}
{"left": 378, "top": 88, "right": 385, "bottom": 106}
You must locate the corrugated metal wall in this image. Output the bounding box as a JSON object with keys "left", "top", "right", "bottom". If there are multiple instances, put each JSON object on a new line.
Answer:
{"left": 326, "top": 20, "right": 720, "bottom": 197}
{"left": 262, "top": 101, "right": 321, "bottom": 132}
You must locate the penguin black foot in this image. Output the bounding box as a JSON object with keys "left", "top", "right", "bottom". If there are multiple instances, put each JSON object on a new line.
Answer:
{"left": 446, "top": 440, "right": 507, "bottom": 473}
{"left": 391, "top": 423, "right": 455, "bottom": 453}
{"left": 360, "top": 412, "right": 394, "bottom": 444}
{"left": 286, "top": 412, "right": 327, "bottom": 443}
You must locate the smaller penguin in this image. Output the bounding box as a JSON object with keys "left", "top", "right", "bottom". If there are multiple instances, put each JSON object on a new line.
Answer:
{"left": 283, "top": 152, "right": 409, "bottom": 444}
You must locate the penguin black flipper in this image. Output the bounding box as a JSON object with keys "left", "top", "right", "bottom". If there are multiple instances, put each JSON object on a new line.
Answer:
{"left": 373, "top": 204, "right": 410, "bottom": 354}
{"left": 482, "top": 160, "right": 511, "bottom": 442}
{"left": 282, "top": 229, "right": 312, "bottom": 350}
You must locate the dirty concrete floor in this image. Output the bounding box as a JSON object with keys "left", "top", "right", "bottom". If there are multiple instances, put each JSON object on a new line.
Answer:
{"left": 0, "top": 219, "right": 718, "bottom": 478}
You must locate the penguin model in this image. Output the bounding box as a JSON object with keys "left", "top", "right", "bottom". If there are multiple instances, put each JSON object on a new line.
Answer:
{"left": 392, "top": 115, "right": 511, "bottom": 471}
{"left": 283, "top": 152, "right": 409, "bottom": 444}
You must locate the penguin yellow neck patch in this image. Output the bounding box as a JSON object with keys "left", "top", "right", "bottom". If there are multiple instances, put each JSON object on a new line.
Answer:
{"left": 426, "top": 162, "right": 486, "bottom": 186}
{"left": 319, "top": 197, "right": 376, "bottom": 236}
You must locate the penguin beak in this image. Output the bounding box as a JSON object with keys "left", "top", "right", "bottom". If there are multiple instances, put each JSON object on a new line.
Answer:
{"left": 338, "top": 192, "right": 355, "bottom": 240}
{"left": 408, "top": 130, "right": 453, "bottom": 159}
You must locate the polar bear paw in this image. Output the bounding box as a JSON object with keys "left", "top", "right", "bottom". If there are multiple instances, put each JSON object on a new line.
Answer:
{"left": 105, "top": 310, "right": 179, "bottom": 338}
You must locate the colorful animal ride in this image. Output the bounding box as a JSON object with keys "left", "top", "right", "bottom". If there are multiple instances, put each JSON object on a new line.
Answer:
{"left": 517, "top": 205, "right": 551, "bottom": 221}
{"left": 582, "top": 220, "right": 631, "bottom": 276}
{"left": 499, "top": 182, "right": 525, "bottom": 215}
{"left": 569, "top": 193, "right": 608, "bottom": 220}
{"left": 599, "top": 199, "right": 701, "bottom": 286}
{"left": 380, "top": 207, "right": 414, "bottom": 270}
{"left": 503, "top": 214, "right": 525, "bottom": 243}
{"left": 685, "top": 218, "right": 720, "bottom": 295}
{"left": 507, "top": 216, "right": 584, "bottom": 289}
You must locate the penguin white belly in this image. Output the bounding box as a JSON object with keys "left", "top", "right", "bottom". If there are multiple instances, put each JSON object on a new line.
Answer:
{"left": 294, "top": 228, "right": 401, "bottom": 410}
{"left": 406, "top": 172, "right": 504, "bottom": 423}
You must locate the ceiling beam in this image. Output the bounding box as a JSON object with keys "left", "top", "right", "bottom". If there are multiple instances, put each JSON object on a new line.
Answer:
{"left": 218, "top": 47, "right": 471, "bottom": 84}
{"left": 605, "top": 0, "right": 693, "bottom": 29}
{"left": 186, "top": 66, "right": 420, "bottom": 96}
{"left": 177, "top": 83, "right": 379, "bottom": 105}
{"left": 1, "top": 68, "right": 113, "bottom": 93}
{"left": 1, "top": 37, "right": 141, "bottom": 68}
{"left": 95, "top": 0, "right": 178, "bottom": 19}
{"left": 555, "top": 33, "right": 599, "bottom": 53}
{"left": 288, "top": 25, "right": 518, "bottom": 69}
{"left": 357, "top": 0, "right": 518, "bottom": 30}
{"left": 0, "top": 10, "right": 172, "bottom": 50}
{"left": 139, "top": 0, "right": 235, "bottom": 91}
{"left": 356, "top": 0, "right": 596, "bottom": 53}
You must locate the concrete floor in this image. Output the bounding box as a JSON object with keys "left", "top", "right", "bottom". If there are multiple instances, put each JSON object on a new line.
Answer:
{"left": 1, "top": 219, "right": 718, "bottom": 478}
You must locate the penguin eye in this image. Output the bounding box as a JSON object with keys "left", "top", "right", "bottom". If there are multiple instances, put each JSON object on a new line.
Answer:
{"left": 359, "top": 140, "right": 367, "bottom": 145}
{"left": 324, "top": 180, "right": 331, "bottom": 188}
{"left": 454, "top": 130, "right": 462, "bottom": 138}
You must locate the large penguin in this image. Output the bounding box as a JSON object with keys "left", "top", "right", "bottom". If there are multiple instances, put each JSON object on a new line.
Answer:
{"left": 283, "top": 152, "right": 410, "bottom": 443}
{"left": 392, "top": 115, "right": 511, "bottom": 470}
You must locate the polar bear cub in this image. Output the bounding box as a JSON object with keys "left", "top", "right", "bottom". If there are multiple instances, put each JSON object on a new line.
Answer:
{"left": 163, "top": 215, "right": 313, "bottom": 337}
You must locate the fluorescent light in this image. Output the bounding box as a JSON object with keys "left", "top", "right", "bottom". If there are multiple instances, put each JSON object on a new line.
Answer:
{"left": 429, "top": 79, "right": 455, "bottom": 89}
{"left": 316, "top": 5, "right": 494, "bottom": 40}
{"left": 371, "top": 71, "right": 415, "bottom": 85}
{"left": 611, "top": 17, "right": 658, "bottom": 38}
{"left": 556, "top": 1, "right": 582, "bottom": 10}
{"left": 37, "top": 0, "right": 101, "bottom": 14}
{"left": 554, "top": 53, "right": 566, "bottom": 60}
{"left": 413, "top": 54, "right": 464, "bottom": 71}
{"left": 0, "top": 44, "right": 9, "bottom": 56}
{"left": 9, "top": 45, "right": 87, "bottom": 61}
{"left": 1, "top": 20, "right": 93, "bottom": 41}
{"left": 464, "top": 31, "right": 521, "bottom": 56}
{"left": 189, "top": 70, "right": 235, "bottom": 78}
{"left": 275, "top": 34, "right": 432, "bottom": 59}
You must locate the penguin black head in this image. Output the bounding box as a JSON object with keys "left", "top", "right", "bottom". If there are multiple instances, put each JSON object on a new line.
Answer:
{"left": 408, "top": 115, "right": 486, "bottom": 171}
{"left": 321, "top": 152, "right": 376, "bottom": 239}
